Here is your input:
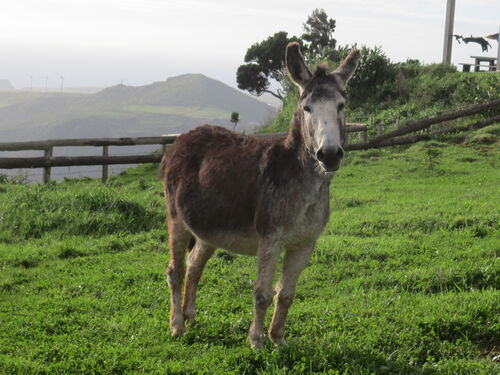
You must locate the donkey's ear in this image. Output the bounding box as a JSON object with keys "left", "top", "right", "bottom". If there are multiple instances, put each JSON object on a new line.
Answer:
{"left": 333, "top": 49, "right": 361, "bottom": 87}
{"left": 286, "top": 42, "right": 312, "bottom": 90}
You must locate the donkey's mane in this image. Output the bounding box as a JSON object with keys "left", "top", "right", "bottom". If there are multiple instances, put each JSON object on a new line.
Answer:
{"left": 313, "top": 62, "right": 330, "bottom": 78}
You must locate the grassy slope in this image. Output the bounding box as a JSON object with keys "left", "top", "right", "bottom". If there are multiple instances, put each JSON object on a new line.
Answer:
{"left": 260, "top": 70, "right": 500, "bottom": 136}
{"left": 0, "top": 125, "right": 499, "bottom": 374}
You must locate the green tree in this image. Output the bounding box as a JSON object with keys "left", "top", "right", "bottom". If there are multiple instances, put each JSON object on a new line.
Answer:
{"left": 335, "top": 45, "right": 396, "bottom": 107}
{"left": 301, "top": 8, "right": 336, "bottom": 57}
{"left": 236, "top": 31, "right": 300, "bottom": 103}
{"left": 230, "top": 112, "right": 240, "bottom": 131}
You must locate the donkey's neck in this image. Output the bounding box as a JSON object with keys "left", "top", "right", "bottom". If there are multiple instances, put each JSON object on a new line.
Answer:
{"left": 284, "top": 109, "right": 305, "bottom": 151}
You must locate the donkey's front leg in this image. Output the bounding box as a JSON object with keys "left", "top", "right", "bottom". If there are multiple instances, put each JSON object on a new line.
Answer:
{"left": 249, "top": 238, "right": 282, "bottom": 348}
{"left": 268, "top": 243, "right": 315, "bottom": 346}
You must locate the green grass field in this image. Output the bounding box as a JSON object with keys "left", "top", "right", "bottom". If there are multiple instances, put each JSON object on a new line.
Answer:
{"left": 0, "top": 125, "right": 499, "bottom": 374}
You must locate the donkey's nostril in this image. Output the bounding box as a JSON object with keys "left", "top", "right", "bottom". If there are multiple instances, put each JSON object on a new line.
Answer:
{"left": 336, "top": 147, "right": 344, "bottom": 160}
{"left": 316, "top": 149, "right": 326, "bottom": 163}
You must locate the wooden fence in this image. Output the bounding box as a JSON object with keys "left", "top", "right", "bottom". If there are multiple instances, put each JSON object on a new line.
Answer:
{"left": 0, "top": 128, "right": 356, "bottom": 183}
{"left": 0, "top": 135, "right": 179, "bottom": 183}
{"left": 0, "top": 97, "right": 499, "bottom": 183}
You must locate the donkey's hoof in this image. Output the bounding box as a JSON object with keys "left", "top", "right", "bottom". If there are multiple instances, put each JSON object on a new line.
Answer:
{"left": 171, "top": 328, "right": 185, "bottom": 338}
{"left": 269, "top": 328, "right": 287, "bottom": 347}
{"left": 249, "top": 334, "right": 264, "bottom": 349}
{"left": 250, "top": 340, "right": 263, "bottom": 350}
{"left": 270, "top": 335, "right": 287, "bottom": 347}
{"left": 183, "top": 313, "right": 195, "bottom": 326}
{"left": 171, "top": 324, "right": 186, "bottom": 338}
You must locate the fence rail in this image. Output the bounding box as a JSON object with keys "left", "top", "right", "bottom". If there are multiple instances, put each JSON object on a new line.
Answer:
{"left": 0, "top": 135, "right": 180, "bottom": 151}
{"left": 1, "top": 97, "right": 499, "bottom": 183}
{"left": 0, "top": 123, "right": 371, "bottom": 183}
{"left": 1, "top": 154, "right": 164, "bottom": 169}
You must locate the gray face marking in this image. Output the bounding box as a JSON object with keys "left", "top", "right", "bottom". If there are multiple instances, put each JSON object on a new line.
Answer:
{"left": 286, "top": 45, "right": 360, "bottom": 173}
{"left": 299, "top": 80, "right": 346, "bottom": 172}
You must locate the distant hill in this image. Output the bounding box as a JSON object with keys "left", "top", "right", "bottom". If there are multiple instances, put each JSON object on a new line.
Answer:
{"left": 0, "top": 79, "right": 14, "bottom": 91}
{"left": 0, "top": 74, "right": 274, "bottom": 142}
{"left": 96, "top": 74, "right": 274, "bottom": 116}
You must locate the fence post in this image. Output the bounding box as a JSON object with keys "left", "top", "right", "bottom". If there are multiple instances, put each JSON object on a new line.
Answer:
{"left": 162, "top": 143, "right": 167, "bottom": 155}
{"left": 363, "top": 117, "right": 370, "bottom": 144}
{"left": 43, "top": 146, "right": 53, "bottom": 184}
{"left": 344, "top": 116, "right": 350, "bottom": 145}
{"left": 102, "top": 145, "right": 109, "bottom": 183}
{"left": 436, "top": 111, "right": 443, "bottom": 133}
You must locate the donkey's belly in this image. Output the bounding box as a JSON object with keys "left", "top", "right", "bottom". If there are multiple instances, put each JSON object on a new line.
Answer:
{"left": 195, "top": 229, "right": 259, "bottom": 256}
{"left": 178, "top": 190, "right": 259, "bottom": 255}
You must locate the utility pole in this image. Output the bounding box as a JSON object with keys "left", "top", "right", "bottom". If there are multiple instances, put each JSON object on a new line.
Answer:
{"left": 45, "top": 76, "right": 48, "bottom": 90}
{"left": 497, "top": 25, "right": 500, "bottom": 72}
{"left": 442, "top": 0, "right": 456, "bottom": 64}
{"left": 60, "top": 76, "right": 64, "bottom": 92}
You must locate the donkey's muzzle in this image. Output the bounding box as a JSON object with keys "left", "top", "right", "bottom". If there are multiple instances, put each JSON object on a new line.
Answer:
{"left": 316, "top": 146, "right": 344, "bottom": 172}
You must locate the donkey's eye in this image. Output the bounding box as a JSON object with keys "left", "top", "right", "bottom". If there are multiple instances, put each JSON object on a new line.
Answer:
{"left": 337, "top": 103, "right": 345, "bottom": 112}
{"left": 303, "top": 105, "right": 312, "bottom": 113}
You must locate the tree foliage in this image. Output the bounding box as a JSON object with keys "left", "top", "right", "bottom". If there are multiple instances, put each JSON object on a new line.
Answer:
{"left": 236, "top": 8, "right": 398, "bottom": 110}
{"left": 230, "top": 112, "right": 239, "bottom": 130}
{"left": 334, "top": 45, "right": 396, "bottom": 107}
{"left": 236, "top": 64, "right": 269, "bottom": 96}
{"left": 236, "top": 9, "right": 339, "bottom": 104}
{"left": 301, "top": 8, "right": 337, "bottom": 57}
{"left": 236, "top": 31, "right": 299, "bottom": 102}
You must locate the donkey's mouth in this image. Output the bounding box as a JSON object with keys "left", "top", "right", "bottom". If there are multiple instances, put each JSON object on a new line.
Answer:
{"left": 318, "top": 160, "right": 341, "bottom": 173}
{"left": 315, "top": 146, "right": 344, "bottom": 173}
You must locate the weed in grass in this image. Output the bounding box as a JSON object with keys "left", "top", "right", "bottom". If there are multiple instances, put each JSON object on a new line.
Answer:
{"left": 457, "top": 156, "right": 479, "bottom": 163}
{"left": 57, "top": 245, "right": 86, "bottom": 259}
{"left": 14, "top": 255, "right": 40, "bottom": 269}
{"left": 467, "top": 133, "right": 496, "bottom": 145}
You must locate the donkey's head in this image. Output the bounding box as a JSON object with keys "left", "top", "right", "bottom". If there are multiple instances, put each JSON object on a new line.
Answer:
{"left": 286, "top": 42, "right": 361, "bottom": 172}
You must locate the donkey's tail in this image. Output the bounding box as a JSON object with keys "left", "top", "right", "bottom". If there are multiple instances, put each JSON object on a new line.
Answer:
{"left": 159, "top": 152, "right": 168, "bottom": 181}
{"left": 160, "top": 147, "right": 194, "bottom": 252}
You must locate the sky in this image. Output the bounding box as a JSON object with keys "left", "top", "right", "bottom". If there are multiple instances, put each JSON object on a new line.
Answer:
{"left": 0, "top": 0, "right": 499, "bottom": 90}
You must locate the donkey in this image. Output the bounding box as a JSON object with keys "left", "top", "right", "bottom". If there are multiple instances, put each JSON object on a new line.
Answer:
{"left": 160, "top": 42, "right": 361, "bottom": 348}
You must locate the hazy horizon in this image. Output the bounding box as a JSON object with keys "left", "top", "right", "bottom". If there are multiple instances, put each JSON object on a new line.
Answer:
{"left": 1, "top": 0, "right": 499, "bottom": 90}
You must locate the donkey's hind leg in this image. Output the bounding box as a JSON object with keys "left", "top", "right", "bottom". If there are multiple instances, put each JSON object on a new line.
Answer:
{"left": 166, "top": 216, "right": 191, "bottom": 337}
{"left": 182, "top": 240, "right": 216, "bottom": 325}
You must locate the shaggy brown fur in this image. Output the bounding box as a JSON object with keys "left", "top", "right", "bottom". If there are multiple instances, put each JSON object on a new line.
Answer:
{"left": 160, "top": 119, "right": 309, "bottom": 237}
